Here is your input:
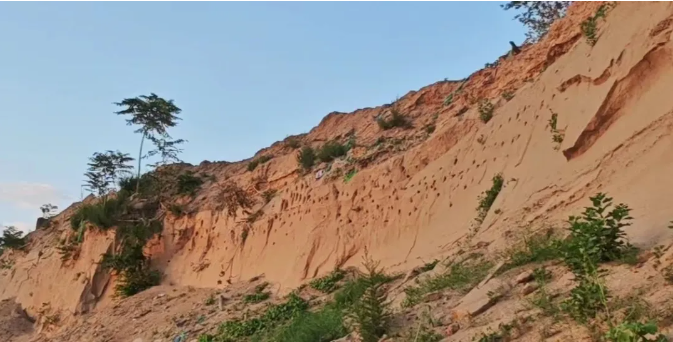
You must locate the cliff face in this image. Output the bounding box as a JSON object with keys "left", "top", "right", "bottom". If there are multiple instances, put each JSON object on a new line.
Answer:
{"left": 3, "top": 1, "right": 673, "bottom": 337}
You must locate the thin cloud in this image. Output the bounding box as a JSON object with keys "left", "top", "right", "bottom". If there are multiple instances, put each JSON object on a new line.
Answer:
{"left": 0, "top": 182, "right": 71, "bottom": 211}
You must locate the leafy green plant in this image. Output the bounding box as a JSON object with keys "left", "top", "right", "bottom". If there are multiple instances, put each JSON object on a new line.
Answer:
{"left": 244, "top": 291, "right": 271, "bottom": 304}
{"left": 476, "top": 173, "right": 504, "bottom": 223}
{"left": 286, "top": 137, "right": 301, "bottom": 149}
{"left": 343, "top": 169, "right": 357, "bottom": 183}
{"left": 478, "top": 99, "right": 495, "bottom": 123}
{"left": 84, "top": 150, "right": 135, "bottom": 196}
{"left": 377, "top": 107, "right": 412, "bottom": 130}
{"left": 500, "top": 230, "right": 562, "bottom": 271}
{"left": 265, "top": 304, "right": 346, "bottom": 342}
{"left": 347, "top": 254, "right": 391, "bottom": 342}
{"left": 70, "top": 194, "right": 128, "bottom": 231}
{"left": 317, "top": 141, "right": 348, "bottom": 163}
{"left": 548, "top": 111, "right": 564, "bottom": 149}
{"left": 177, "top": 172, "right": 204, "bottom": 196}
{"left": 205, "top": 294, "right": 216, "bottom": 306}
{"left": 297, "top": 146, "right": 316, "bottom": 170}
{"left": 605, "top": 321, "right": 669, "bottom": 342}
{"left": 309, "top": 269, "right": 346, "bottom": 293}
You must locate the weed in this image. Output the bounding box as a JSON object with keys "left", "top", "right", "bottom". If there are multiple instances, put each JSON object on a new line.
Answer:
{"left": 177, "top": 172, "right": 204, "bottom": 196}
{"left": 70, "top": 195, "right": 127, "bottom": 231}
{"left": 500, "top": 229, "right": 562, "bottom": 271}
{"left": 605, "top": 321, "right": 669, "bottom": 342}
{"left": 265, "top": 304, "right": 347, "bottom": 342}
{"left": 582, "top": 4, "right": 612, "bottom": 46}
{"left": 244, "top": 291, "right": 271, "bottom": 304}
{"left": 343, "top": 169, "right": 357, "bottom": 183}
{"left": 414, "top": 324, "right": 443, "bottom": 342}
{"left": 420, "top": 259, "right": 439, "bottom": 272}
{"left": 310, "top": 269, "right": 346, "bottom": 293}
{"left": 403, "top": 259, "right": 493, "bottom": 307}
{"left": 476, "top": 173, "right": 504, "bottom": 223}
{"left": 317, "top": 141, "right": 348, "bottom": 163}
{"left": 548, "top": 111, "right": 565, "bottom": 149}
{"left": 286, "top": 137, "right": 301, "bottom": 149}
{"left": 248, "top": 155, "right": 273, "bottom": 172}
{"left": 205, "top": 294, "right": 216, "bottom": 306}
{"left": 334, "top": 273, "right": 395, "bottom": 308}
{"left": 297, "top": 146, "right": 316, "bottom": 170}
{"left": 262, "top": 189, "right": 277, "bottom": 204}
{"left": 377, "top": 107, "right": 412, "bottom": 130}
{"left": 443, "top": 94, "right": 454, "bottom": 106}
{"left": 478, "top": 99, "right": 495, "bottom": 123}
{"left": 502, "top": 91, "right": 515, "bottom": 101}
{"left": 347, "top": 253, "right": 391, "bottom": 342}
{"left": 425, "top": 124, "right": 436, "bottom": 134}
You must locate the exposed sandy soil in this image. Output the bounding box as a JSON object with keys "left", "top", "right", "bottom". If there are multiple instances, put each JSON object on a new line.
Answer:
{"left": 3, "top": 1, "right": 673, "bottom": 341}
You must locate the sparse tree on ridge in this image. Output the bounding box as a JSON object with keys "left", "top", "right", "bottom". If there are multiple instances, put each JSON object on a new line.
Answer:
{"left": 40, "top": 203, "right": 58, "bottom": 219}
{"left": 114, "top": 93, "right": 183, "bottom": 193}
{"left": 502, "top": 1, "right": 571, "bottom": 42}
{"left": 84, "top": 150, "right": 134, "bottom": 196}
{"left": 0, "top": 226, "right": 26, "bottom": 251}
{"left": 146, "top": 137, "right": 185, "bottom": 168}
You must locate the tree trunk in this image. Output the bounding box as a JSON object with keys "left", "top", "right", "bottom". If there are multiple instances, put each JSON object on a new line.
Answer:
{"left": 136, "top": 132, "right": 145, "bottom": 194}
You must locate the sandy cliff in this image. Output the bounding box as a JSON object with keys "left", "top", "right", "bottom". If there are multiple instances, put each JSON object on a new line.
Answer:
{"left": 3, "top": 2, "right": 673, "bottom": 341}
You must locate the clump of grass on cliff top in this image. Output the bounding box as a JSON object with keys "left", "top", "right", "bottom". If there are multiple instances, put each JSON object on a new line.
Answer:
{"left": 377, "top": 107, "right": 412, "bottom": 130}
{"left": 176, "top": 171, "right": 204, "bottom": 196}
{"left": 475, "top": 173, "right": 504, "bottom": 223}
{"left": 248, "top": 155, "right": 273, "bottom": 172}
{"left": 317, "top": 141, "right": 348, "bottom": 163}
{"left": 581, "top": 3, "right": 612, "bottom": 46}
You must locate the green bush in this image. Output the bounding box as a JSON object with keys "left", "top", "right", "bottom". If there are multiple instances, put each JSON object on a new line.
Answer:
{"left": 286, "top": 137, "right": 301, "bottom": 149}
{"left": 248, "top": 155, "right": 273, "bottom": 172}
{"left": 476, "top": 173, "right": 504, "bottom": 223}
{"left": 500, "top": 230, "right": 562, "bottom": 271}
{"left": 297, "top": 146, "right": 316, "bottom": 170}
{"left": 309, "top": 269, "right": 346, "bottom": 293}
{"left": 377, "top": 108, "right": 412, "bottom": 130}
{"left": 317, "top": 141, "right": 348, "bottom": 163}
{"left": 70, "top": 194, "right": 128, "bottom": 231}
{"left": 177, "top": 172, "right": 204, "bottom": 196}
{"left": 425, "top": 124, "right": 436, "bottom": 134}
{"left": 605, "top": 321, "right": 669, "bottom": 342}
{"left": 478, "top": 99, "right": 495, "bottom": 123}
{"left": 118, "top": 174, "right": 157, "bottom": 196}
{"left": 347, "top": 256, "right": 391, "bottom": 342}
{"left": 268, "top": 304, "right": 347, "bottom": 342}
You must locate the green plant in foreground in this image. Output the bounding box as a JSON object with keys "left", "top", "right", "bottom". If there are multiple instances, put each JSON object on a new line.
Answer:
{"left": 605, "top": 321, "right": 669, "bottom": 342}
{"left": 347, "top": 254, "right": 391, "bottom": 342}
{"left": 476, "top": 173, "right": 504, "bottom": 223}
{"left": 343, "top": 169, "right": 357, "bottom": 183}
{"left": 310, "top": 269, "right": 346, "bottom": 293}
{"left": 478, "top": 99, "right": 495, "bottom": 123}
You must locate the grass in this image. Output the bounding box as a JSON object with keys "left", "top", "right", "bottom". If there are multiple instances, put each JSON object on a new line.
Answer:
{"left": 478, "top": 99, "right": 495, "bottom": 123}
{"left": 286, "top": 137, "right": 301, "bottom": 149}
{"left": 343, "top": 169, "right": 357, "bottom": 183}
{"left": 377, "top": 107, "right": 412, "bottom": 130}
{"left": 581, "top": 4, "right": 610, "bottom": 46}
{"left": 70, "top": 194, "right": 128, "bottom": 231}
{"left": 548, "top": 111, "right": 565, "bottom": 150}
{"left": 403, "top": 259, "right": 493, "bottom": 307}
{"left": 248, "top": 155, "right": 273, "bottom": 172}
{"left": 499, "top": 229, "right": 563, "bottom": 273}
{"left": 176, "top": 171, "right": 204, "bottom": 196}
{"left": 317, "top": 141, "right": 348, "bottom": 163}
{"left": 502, "top": 90, "right": 515, "bottom": 101}
{"left": 475, "top": 173, "right": 504, "bottom": 223}
{"left": 419, "top": 259, "right": 439, "bottom": 272}
{"left": 310, "top": 269, "right": 346, "bottom": 293}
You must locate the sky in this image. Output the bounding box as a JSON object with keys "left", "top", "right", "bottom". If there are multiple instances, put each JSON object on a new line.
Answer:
{"left": 0, "top": 2, "right": 526, "bottom": 234}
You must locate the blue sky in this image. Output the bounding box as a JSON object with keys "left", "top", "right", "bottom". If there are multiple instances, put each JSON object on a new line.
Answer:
{"left": 0, "top": 2, "right": 526, "bottom": 233}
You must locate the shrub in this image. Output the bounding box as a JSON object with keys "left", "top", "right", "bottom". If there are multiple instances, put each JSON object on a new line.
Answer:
{"left": 168, "top": 203, "right": 185, "bottom": 217}
{"left": 317, "top": 141, "right": 348, "bottom": 163}
{"left": 343, "top": 169, "right": 357, "bottom": 183}
{"left": 443, "top": 94, "right": 454, "bottom": 106}
{"left": 176, "top": 172, "right": 204, "bottom": 196}
{"left": 347, "top": 255, "right": 391, "bottom": 342}
{"left": 244, "top": 291, "right": 271, "bottom": 304}
{"left": 502, "top": 91, "right": 515, "bottom": 101}
{"left": 118, "top": 174, "right": 157, "bottom": 197}
{"left": 70, "top": 195, "right": 128, "bottom": 231}
{"left": 500, "top": 229, "right": 562, "bottom": 271}
{"left": 377, "top": 108, "right": 412, "bottom": 130}
{"left": 425, "top": 124, "right": 436, "bottom": 134}
{"left": 476, "top": 173, "right": 504, "bottom": 223}
{"left": 605, "top": 321, "right": 669, "bottom": 342}
{"left": 420, "top": 259, "right": 439, "bottom": 272}
{"left": 286, "top": 137, "right": 301, "bottom": 149}
{"left": 269, "top": 304, "right": 347, "bottom": 342}
{"left": 478, "top": 99, "right": 495, "bottom": 123}
{"left": 297, "top": 146, "right": 316, "bottom": 170}
{"left": 310, "top": 269, "right": 346, "bottom": 293}
{"left": 248, "top": 155, "right": 273, "bottom": 172}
